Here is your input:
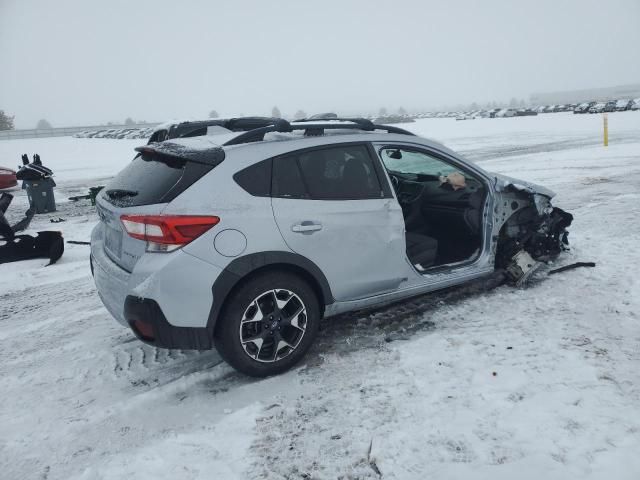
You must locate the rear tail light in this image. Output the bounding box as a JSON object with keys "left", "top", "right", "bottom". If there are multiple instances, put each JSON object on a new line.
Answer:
{"left": 120, "top": 214, "right": 220, "bottom": 252}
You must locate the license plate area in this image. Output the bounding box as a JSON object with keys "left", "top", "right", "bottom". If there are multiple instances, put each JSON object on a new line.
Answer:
{"left": 104, "top": 225, "right": 123, "bottom": 258}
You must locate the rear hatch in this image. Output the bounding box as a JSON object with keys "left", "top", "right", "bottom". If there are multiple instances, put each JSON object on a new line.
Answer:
{"left": 96, "top": 148, "right": 218, "bottom": 272}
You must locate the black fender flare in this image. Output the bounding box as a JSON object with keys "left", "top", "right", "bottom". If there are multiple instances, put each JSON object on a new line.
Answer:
{"left": 207, "top": 251, "right": 334, "bottom": 333}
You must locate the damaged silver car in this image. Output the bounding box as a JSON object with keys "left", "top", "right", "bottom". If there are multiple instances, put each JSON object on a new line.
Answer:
{"left": 91, "top": 117, "right": 572, "bottom": 376}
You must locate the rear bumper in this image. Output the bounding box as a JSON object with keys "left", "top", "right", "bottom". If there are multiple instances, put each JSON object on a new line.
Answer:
{"left": 124, "top": 296, "right": 213, "bottom": 349}
{"left": 91, "top": 223, "right": 224, "bottom": 348}
{"left": 91, "top": 231, "right": 130, "bottom": 326}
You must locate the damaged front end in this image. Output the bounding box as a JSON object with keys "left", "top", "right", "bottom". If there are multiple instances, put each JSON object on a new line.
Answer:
{"left": 492, "top": 175, "right": 573, "bottom": 285}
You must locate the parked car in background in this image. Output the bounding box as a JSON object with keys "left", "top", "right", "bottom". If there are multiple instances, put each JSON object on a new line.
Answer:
{"left": 574, "top": 102, "right": 595, "bottom": 114}
{"left": 115, "top": 129, "right": 135, "bottom": 139}
{"left": 615, "top": 99, "right": 632, "bottom": 111}
{"left": 604, "top": 101, "right": 617, "bottom": 113}
{"left": 95, "top": 129, "right": 116, "bottom": 138}
{"left": 589, "top": 103, "right": 606, "bottom": 114}
{"left": 632, "top": 99, "right": 640, "bottom": 111}
{"left": 516, "top": 109, "right": 538, "bottom": 116}
{"left": 0, "top": 167, "right": 18, "bottom": 190}
{"left": 495, "top": 108, "right": 517, "bottom": 118}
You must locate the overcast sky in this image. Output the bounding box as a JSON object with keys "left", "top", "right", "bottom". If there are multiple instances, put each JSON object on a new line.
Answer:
{"left": 1, "top": 0, "right": 639, "bottom": 128}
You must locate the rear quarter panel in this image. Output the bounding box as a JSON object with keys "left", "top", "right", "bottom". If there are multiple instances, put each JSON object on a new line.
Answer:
{"left": 167, "top": 146, "right": 290, "bottom": 270}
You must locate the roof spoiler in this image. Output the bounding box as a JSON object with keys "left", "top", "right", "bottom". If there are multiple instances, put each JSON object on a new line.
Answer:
{"left": 135, "top": 141, "right": 225, "bottom": 167}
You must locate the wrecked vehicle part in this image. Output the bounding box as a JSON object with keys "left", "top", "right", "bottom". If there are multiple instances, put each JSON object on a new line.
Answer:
{"left": 0, "top": 193, "right": 35, "bottom": 240}
{"left": 504, "top": 250, "right": 541, "bottom": 286}
{"left": 0, "top": 212, "right": 12, "bottom": 240}
{"left": 494, "top": 173, "right": 556, "bottom": 199}
{"left": 0, "top": 192, "right": 64, "bottom": 265}
{"left": 496, "top": 205, "right": 573, "bottom": 273}
{"left": 0, "top": 231, "right": 64, "bottom": 265}
{"left": 548, "top": 262, "right": 596, "bottom": 275}
{"left": 494, "top": 183, "right": 573, "bottom": 284}
{"left": 16, "top": 153, "right": 53, "bottom": 181}
{"left": 0, "top": 192, "right": 12, "bottom": 213}
{"left": 493, "top": 174, "right": 558, "bottom": 217}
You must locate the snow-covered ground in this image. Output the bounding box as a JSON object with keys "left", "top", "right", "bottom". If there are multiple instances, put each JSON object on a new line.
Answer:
{"left": 1, "top": 112, "right": 639, "bottom": 479}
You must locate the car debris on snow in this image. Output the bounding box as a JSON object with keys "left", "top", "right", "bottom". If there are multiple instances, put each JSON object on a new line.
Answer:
{"left": 0, "top": 192, "right": 64, "bottom": 265}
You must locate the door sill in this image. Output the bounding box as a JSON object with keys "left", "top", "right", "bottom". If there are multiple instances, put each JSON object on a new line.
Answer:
{"left": 414, "top": 250, "right": 482, "bottom": 275}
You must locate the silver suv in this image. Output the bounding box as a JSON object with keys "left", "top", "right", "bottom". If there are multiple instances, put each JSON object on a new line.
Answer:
{"left": 90, "top": 118, "right": 572, "bottom": 376}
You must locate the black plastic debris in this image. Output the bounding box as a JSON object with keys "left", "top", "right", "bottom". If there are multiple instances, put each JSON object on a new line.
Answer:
{"left": 16, "top": 154, "right": 54, "bottom": 181}
{"left": 68, "top": 185, "right": 104, "bottom": 206}
{"left": 0, "top": 192, "right": 63, "bottom": 265}
{"left": 548, "top": 262, "right": 596, "bottom": 275}
{"left": 0, "top": 232, "right": 64, "bottom": 266}
{"left": 0, "top": 192, "right": 34, "bottom": 239}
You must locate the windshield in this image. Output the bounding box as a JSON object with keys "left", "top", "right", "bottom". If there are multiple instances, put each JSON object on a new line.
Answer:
{"left": 380, "top": 148, "right": 458, "bottom": 177}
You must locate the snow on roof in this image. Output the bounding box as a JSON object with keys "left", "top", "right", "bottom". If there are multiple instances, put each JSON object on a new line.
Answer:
{"left": 135, "top": 135, "right": 227, "bottom": 165}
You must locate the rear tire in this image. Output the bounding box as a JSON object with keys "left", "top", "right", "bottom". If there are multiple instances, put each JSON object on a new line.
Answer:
{"left": 214, "top": 271, "right": 321, "bottom": 377}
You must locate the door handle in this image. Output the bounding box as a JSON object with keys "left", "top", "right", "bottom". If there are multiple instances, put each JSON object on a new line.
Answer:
{"left": 291, "top": 221, "right": 323, "bottom": 233}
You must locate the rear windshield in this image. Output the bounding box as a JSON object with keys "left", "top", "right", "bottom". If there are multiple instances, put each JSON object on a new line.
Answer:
{"left": 101, "top": 153, "right": 213, "bottom": 207}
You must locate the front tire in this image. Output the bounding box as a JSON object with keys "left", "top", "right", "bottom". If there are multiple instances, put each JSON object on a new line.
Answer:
{"left": 214, "top": 271, "right": 321, "bottom": 377}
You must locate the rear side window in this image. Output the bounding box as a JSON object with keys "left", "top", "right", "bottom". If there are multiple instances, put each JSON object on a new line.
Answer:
{"left": 272, "top": 157, "right": 307, "bottom": 198}
{"left": 272, "top": 145, "right": 384, "bottom": 200}
{"left": 102, "top": 153, "right": 213, "bottom": 207}
{"left": 234, "top": 159, "right": 272, "bottom": 196}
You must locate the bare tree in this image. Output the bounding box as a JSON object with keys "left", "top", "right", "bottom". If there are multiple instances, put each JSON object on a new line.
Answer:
{"left": 209, "top": 110, "right": 219, "bottom": 118}
{"left": 36, "top": 119, "right": 52, "bottom": 129}
{"left": 378, "top": 107, "right": 387, "bottom": 116}
{"left": 294, "top": 109, "right": 307, "bottom": 119}
{"left": 271, "top": 106, "right": 281, "bottom": 118}
{"left": 124, "top": 117, "right": 135, "bottom": 126}
{"left": 0, "top": 110, "right": 15, "bottom": 131}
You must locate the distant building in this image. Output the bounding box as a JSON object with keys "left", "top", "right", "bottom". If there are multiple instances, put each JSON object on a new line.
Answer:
{"left": 530, "top": 83, "right": 640, "bottom": 105}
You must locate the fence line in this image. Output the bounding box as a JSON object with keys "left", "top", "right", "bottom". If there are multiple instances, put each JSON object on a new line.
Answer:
{"left": 0, "top": 123, "right": 160, "bottom": 141}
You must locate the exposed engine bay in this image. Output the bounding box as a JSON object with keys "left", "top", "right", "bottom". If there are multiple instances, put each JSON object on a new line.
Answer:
{"left": 494, "top": 186, "right": 574, "bottom": 284}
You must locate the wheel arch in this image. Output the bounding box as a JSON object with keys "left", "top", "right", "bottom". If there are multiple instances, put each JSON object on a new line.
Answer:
{"left": 208, "top": 251, "right": 333, "bottom": 334}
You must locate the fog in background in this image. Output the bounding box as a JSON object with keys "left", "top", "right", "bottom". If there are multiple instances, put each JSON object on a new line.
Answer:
{"left": 1, "top": 0, "right": 639, "bottom": 128}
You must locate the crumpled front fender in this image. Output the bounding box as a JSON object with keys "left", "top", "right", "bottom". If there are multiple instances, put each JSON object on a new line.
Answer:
{"left": 492, "top": 173, "right": 556, "bottom": 216}
{"left": 493, "top": 173, "right": 556, "bottom": 199}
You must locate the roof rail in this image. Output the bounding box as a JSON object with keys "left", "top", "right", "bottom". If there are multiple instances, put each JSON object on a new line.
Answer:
{"left": 223, "top": 117, "right": 414, "bottom": 146}
{"left": 149, "top": 117, "right": 282, "bottom": 143}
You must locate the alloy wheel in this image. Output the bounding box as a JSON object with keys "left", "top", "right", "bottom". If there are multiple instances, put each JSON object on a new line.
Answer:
{"left": 239, "top": 289, "right": 308, "bottom": 362}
